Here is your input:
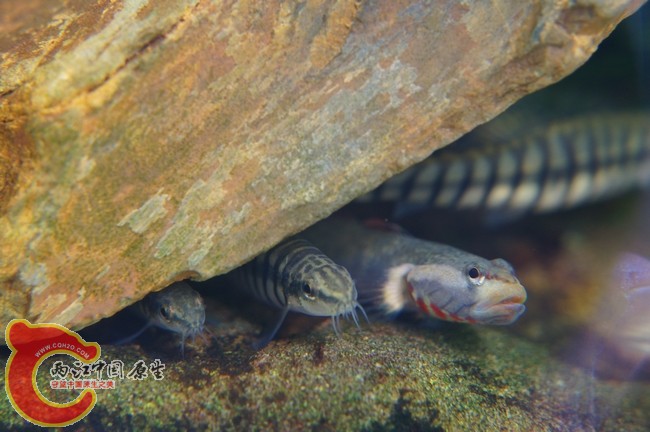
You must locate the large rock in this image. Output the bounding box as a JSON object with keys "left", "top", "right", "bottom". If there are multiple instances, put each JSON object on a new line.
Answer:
{"left": 0, "top": 0, "right": 645, "bottom": 335}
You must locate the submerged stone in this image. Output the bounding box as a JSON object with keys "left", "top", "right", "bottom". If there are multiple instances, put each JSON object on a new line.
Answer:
{"left": 0, "top": 0, "right": 645, "bottom": 335}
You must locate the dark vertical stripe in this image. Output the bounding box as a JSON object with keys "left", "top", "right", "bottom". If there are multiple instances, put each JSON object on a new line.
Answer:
{"left": 478, "top": 148, "right": 499, "bottom": 209}
{"left": 425, "top": 160, "right": 449, "bottom": 207}
{"left": 640, "top": 125, "right": 650, "bottom": 160}
{"left": 574, "top": 120, "right": 596, "bottom": 179}
{"left": 609, "top": 121, "right": 623, "bottom": 169}
{"left": 503, "top": 145, "right": 524, "bottom": 211}
{"left": 620, "top": 124, "right": 636, "bottom": 168}
{"left": 274, "top": 271, "right": 287, "bottom": 306}
{"left": 576, "top": 124, "right": 596, "bottom": 205}
{"left": 265, "top": 246, "right": 286, "bottom": 306}
{"left": 255, "top": 254, "right": 274, "bottom": 305}
{"left": 271, "top": 245, "right": 288, "bottom": 306}
{"left": 561, "top": 128, "right": 579, "bottom": 207}
{"left": 447, "top": 160, "right": 472, "bottom": 208}
{"left": 523, "top": 137, "right": 546, "bottom": 211}
{"left": 271, "top": 241, "right": 296, "bottom": 306}
{"left": 262, "top": 245, "right": 283, "bottom": 306}
{"left": 637, "top": 125, "right": 650, "bottom": 160}
{"left": 399, "top": 163, "right": 427, "bottom": 204}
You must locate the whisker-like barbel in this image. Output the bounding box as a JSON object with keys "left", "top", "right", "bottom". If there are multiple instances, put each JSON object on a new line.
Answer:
{"left": 231, "top": 238, "right": 360, "bottom": 347}
{"left": 131, "top": 281, "right": 206, "bottom": 357}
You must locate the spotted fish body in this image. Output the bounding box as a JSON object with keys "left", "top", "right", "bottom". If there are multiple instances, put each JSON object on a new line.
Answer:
{"left": 303, "top": 219, "right": 527, "bottom": 325}
{"left": 233, "top": 238, "right": 363, "bottom": 344}
{"left": 357, "top": 112, "right": 650, "bottom": 219}
{"left": 135, "top": 281, "right": 205, "bottom": 355}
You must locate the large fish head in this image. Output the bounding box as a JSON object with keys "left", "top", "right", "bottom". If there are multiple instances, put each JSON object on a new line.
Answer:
{"left": 406, "top": 257, "right": 526, "bottom": 325}
{"left": 143, "top": 281, "right": 206, "bottom": 338}
{"left": 287, "top": 262, "right": 359, "bottom": 317}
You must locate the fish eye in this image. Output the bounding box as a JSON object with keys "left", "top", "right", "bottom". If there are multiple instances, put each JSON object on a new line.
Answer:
{"left": 467, "top": 266, "right": 485, "bottom": 286}
{"left": 301, "top": 283, "right": 315, "bottom": 299}
{"left": 160, "top": 305, "right": 171, "bottom": 320}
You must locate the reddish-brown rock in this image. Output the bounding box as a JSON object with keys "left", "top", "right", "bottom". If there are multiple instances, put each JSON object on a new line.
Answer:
{"left": 0, "top": 0, "right": 645, "bottom": 337}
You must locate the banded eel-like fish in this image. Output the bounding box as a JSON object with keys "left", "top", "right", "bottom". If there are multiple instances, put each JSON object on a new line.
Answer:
{"left": 231, "top": 238, "right": 364, "bottom": 347}
{"left": 126, "top": 281, "right": 206, "bottom": 356}
{"left": 357, "top": 111, "right": 650, "bottom": 219}
{"left": 303, "top": 218, "right": 527, "bottom": 325}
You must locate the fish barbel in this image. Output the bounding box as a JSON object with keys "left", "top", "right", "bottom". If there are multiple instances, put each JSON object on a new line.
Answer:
{"left": 303, "top": 218, "right": 527, "bottom": 325}
{"left": 135, "top": 281, "right": 205, "bottom": 356}
{"left": 231, "top": 238, "right": 364, "bottom": 347}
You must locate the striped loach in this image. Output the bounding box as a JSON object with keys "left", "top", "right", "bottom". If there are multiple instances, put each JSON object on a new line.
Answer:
{"left": 231, "top": 238, "right": 364, "bottom": 347}
{"left": 357, "top": 111, "right": 650, "bottom": 219}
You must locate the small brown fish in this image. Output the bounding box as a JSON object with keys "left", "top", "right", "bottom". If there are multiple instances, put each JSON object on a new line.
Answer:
{"left": 131, "top": 281, "right": 205, "bottom": 356}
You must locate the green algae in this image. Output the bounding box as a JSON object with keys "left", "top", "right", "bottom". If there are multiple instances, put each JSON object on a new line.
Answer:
{"left": 1, "top": 319, "right": 648, "bottom": 431}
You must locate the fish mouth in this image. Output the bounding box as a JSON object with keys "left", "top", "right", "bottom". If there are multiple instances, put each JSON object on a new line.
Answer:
{"left": 472, "top": 295, "right": 527, "bottom": 325}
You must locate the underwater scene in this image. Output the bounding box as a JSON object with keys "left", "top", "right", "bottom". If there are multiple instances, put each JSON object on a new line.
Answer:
{"left": 2, "top": 3, "right": 650, "bottom": 432}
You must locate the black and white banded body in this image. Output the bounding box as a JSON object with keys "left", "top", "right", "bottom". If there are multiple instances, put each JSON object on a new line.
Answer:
{"left": 232, "top": 238, "right": 363, "bottom": 346}
{"left": 357, "top": 111, "right": 650, "bottom": 219}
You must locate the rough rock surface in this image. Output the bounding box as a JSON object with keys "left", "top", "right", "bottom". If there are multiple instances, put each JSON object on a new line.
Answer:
{"left": 0, "top": 0, "right": 646, "bottom": 334}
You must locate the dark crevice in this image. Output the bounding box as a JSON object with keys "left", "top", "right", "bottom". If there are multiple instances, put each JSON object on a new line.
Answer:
{"left": 0, "top": 88, "right": 16, "bottom": 99}
{"left": 84, "top": 1, "right": 202, "bottom": 95}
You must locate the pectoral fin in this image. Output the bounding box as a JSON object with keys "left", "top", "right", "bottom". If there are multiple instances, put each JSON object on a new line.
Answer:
{"left": 253, "top": 307, "right": 290, "bottom": 350}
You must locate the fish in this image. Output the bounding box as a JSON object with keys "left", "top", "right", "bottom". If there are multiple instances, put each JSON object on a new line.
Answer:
{"left": 123, "top": 281, "right": 206, "bottom": 356}
{"left": 302, "top": 218, "right": 527, "bottom": 325}
{"left": 231, "top": 238, "right": 364, "bottom": 347}
{"left": 585, "top": 252, "right": 650, "bottom": 379}
{"left": 356, "top": 111, "right": 650, "bottom": 220}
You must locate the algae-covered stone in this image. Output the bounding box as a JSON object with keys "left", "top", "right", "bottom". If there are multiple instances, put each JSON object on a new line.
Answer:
{"left": 0, "top": 323, "right": 647, "bottom": 431}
